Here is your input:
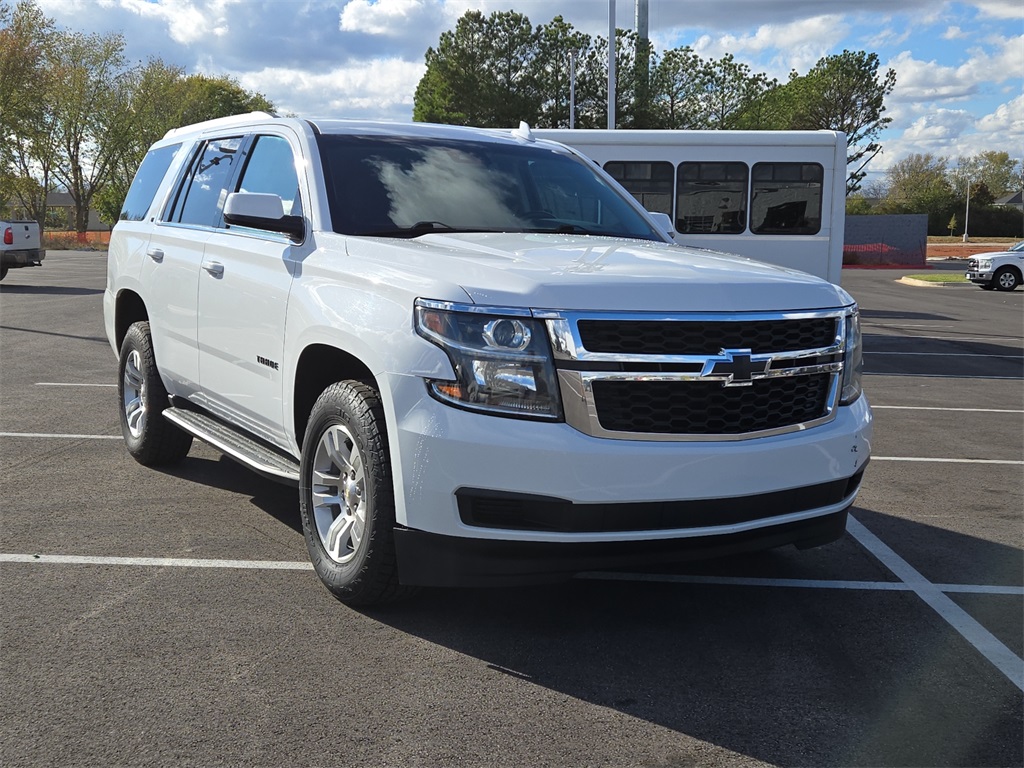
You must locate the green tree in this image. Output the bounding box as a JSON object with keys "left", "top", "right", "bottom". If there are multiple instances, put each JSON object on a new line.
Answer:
{"left": 698, "top": 54, "right": 777, "bottom": 130}
{"left": 875, "top": 153, "right": 955, "bottom": 232}
{"left": 651, "top": 46, "right": 708, "bottom": 129}
{"left": 947, "top": 213, "right": 958, "bottom": 236}
{"left": 0, "top": 0, "right": 56, "bottom": 220}
{"left": 413, "top": 10, "right": 539, "bottom": 127}
{"left": 532, "top": 16, "right": 590, "bottom": 128}
{"left": 949, "top": 151, "right": 1022, "bottom": 200}
{"left": 773, "top": 51, "right": 896, "bottom": 193}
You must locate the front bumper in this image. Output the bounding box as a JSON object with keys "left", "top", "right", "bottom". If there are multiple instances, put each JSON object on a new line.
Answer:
{"left": 965, "top": 270, "right": 992, "bottom": 283}
{"left": 383, "top": 371, "right": 872, "bottom": 546}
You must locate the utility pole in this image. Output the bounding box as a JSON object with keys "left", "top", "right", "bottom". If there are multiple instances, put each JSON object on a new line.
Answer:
{"left": 963, "top": 179, "right": 971, "bottom": 243}
{"left": 635, "top": 0, "right": 650, "bottom": 127}
{"left": 608, "top": 0, "right": 616, "bottom": 130}
{"left": 569, "top": 50, "right": 577, "bottom": 129}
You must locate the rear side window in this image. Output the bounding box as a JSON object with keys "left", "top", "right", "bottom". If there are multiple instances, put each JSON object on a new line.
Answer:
{"left": 675, "top": 161, "right": 748, "bottom": 234}
{"left": 750, "top": 163, "right": 824, "bottom": 235}
{"left": 603, "top": 161, "right": 673, "bottom": 216}
{"left": 167, "top": 137, "right": 244, "bottom": 227}
{"left": 119, "top": 143, "right": 181, "bottom": 221}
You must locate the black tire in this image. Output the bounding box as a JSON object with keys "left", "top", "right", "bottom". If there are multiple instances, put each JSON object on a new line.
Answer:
{"left": 299, "top": 381, "right": 414, "bottom": 606}
{"left": 0, "top": 265, "right": 8, "bottom": 281}
{"left": 117, "top": 321, "right": 193, "bottom": 465}
{"left": 994, "top": 267, "right": 1020, "bottom": 291}
{"left": 980, "top": 283, "right": 996, "bottom": 290}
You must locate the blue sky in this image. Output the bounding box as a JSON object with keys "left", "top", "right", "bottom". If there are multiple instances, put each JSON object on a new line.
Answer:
{"left": 36, "top": 0, "right": 1023, "bottom": 181}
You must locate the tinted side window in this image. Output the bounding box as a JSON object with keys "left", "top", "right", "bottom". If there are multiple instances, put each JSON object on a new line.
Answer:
{"left": 675, "top": 162, "right": 748, "bottom": 234}
{"left": 235, "top": 135, "right": 302, "bottom": 217}
{"left": 750, "top": 163, "right": 824, "bottom": 235}
{"left": 603, "top": 161, "right": 673, "bottom": 215}
{"left": 169, "top": 137, "right": 244, "bottom": 226}
{"left": 120, "top": 143, "right": 181, "bottom": 221}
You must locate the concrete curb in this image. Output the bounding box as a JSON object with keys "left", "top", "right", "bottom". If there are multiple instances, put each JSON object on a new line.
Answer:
{"left": 898, "top": 276, "right": 971, "bottom": 288}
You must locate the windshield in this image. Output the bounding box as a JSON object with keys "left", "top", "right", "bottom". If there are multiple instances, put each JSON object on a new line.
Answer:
{"left": 316, "top": 134, "right": 660, "bottom": 241}
{"left": 1010, "top": 241, "right": 1024, "bottom": 252}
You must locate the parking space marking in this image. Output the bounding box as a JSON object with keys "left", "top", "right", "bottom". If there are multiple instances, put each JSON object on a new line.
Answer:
{"left": 35, "top": 382, "right": 117, "bottom": 388}
{"left": 846, "top": 516, "right": 1024, "bottom": 692}
{"left": 578, "top": 572, "right": 1023, "bottom": 595}
{"left": 0, "top": 432, "right": 121, "bottom": 440}
{"left": 872, "top": 406, "right": 1024, "bottom": 413}
{"left": 5, "top": 554, "right": 1021, "bottom": 599}
{"left": 873, "top": 457, "right": 1024, "bottom": 465}
{"left": 865, "top": 372, "right": 1022, "bottom": 380}
{"left": 0, "top": 554, "right": 312, "bottom": 570}
{"left": 863, "top": 334, "right": 1023, "bottom": 343}
{"left": 867, "top": 352, "right": 1024, "bottom": 358}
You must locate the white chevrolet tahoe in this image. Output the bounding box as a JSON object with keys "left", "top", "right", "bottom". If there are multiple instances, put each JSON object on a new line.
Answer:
{"left": 104, "top": 112, "right": 872, "bottom": 605}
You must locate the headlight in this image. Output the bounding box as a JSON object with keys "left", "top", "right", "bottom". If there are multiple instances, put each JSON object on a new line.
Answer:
{"left": 976, "top": 259, "right": 992, "bottom": 270}
{"left": 840, "top": 310, "right": 863, "bottom": 405}
{"left": 415, "top": 300, "right": 563, "bottom": 420}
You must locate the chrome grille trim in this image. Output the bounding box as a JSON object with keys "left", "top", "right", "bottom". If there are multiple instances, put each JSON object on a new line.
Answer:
{"left": 543, "top": 308, "right": 852, "bottom": 442}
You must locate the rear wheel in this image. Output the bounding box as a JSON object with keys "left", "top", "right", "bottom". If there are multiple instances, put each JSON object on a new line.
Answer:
{"left": 0, "top": 266, "right": 8, "bottom": 281}
{"left": 118, "top": 321, "right": 193, "bottom": 465}
{"left": 299, "top": 381, "right": 414, "bottom": 606}
{"left": 994, "top": 267, "right": 1020, "bottom": 291}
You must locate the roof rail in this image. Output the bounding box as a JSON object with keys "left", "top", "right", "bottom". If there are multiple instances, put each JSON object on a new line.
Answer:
{"left": 163, "top": 111, "right": 279, "bottom": 139}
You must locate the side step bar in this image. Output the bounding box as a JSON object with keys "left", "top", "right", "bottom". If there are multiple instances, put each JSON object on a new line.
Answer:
{"left": 163, "top": 407, "right": 301, "bottom": 486}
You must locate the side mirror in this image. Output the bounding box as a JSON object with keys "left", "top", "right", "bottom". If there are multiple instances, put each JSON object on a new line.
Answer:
{"left": 224, "top": 192, "right": 304, "bottom": 240}
{"left": 647, "top": 212, "right": 675, "bottom": 239}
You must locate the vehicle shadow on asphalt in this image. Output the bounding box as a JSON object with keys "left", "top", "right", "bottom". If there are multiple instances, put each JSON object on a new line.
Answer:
{"left": 0, "top": 323, "right": 109, "bottom": 344}
{"left": 361, "top": 509, "right": 1022, "bottom": 768}
{"left": 860, "top": 308, "right": 955, "bottom": 322}
{"left": 159, "top": 454, "right": 302, "bottom": 534}
{"left": 0, "top": 285, "right": 103, "bottom": 296}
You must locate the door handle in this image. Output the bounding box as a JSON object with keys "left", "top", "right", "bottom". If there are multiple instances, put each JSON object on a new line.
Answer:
{"left": 146, "top": 248, "right": 164, "bottom": 263}
{"left": 203, "top": 261, "right": 224, "bottom": 278}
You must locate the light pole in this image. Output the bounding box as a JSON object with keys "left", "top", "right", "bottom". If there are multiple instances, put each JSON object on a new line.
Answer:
{"left": 608, "top": 0, "right": 616, "bottom": 130}
{"left": 569, "top": 50, "right": 576, "bottom": 130}
{"left": 963, "top": 179, "right": 971, "bottom": 243}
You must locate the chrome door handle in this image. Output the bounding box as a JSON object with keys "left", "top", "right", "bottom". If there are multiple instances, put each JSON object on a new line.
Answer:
{"left": 146, "top": 248, "right": 164, "bottom": 263}
{"left": 203, "top": 261, "right": 224, "bottom": 278}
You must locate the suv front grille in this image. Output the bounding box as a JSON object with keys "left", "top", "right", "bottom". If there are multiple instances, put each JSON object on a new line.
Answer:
{"left": 546, "top": 309, "right": 849, "bottom": 441}
{"left": 592, "top": 374, "right": 832, "bottom": 435}
{"left": 577, "top": 317, "right": 837, "bottom": 355}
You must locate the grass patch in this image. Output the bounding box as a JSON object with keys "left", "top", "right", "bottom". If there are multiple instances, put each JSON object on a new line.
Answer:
{"left": 904, "top": 272, "right": 967, "bottom": 283}
{"left": 927, "top": 236, "right": 1019, "bottom": 244}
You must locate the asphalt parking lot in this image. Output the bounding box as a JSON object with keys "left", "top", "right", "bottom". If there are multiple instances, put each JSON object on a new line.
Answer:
{"left": 1, "top": 251, "right": 1022, "bottom": 768}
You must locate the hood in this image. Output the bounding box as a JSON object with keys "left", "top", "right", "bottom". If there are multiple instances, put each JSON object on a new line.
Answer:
{"left": 345, "top": 232, "right": 853, "bottom": 312}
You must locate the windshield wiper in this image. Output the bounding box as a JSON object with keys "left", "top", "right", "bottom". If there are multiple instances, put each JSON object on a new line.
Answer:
{"left": 525, "top": 223, "right": 592, "bottom": 235}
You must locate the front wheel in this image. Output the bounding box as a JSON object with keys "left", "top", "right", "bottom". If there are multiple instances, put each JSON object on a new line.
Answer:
{"left": 0, "top": 265, "right": 8, "bottom": 281}
{"left": 994, "top": 267, "right": 1020, "bottom": 291}
{"left": 299, "top": 381, "right": 414, "bottom": 606}
{"left": 118, "top": 321, "right": 193, "bottom": 465}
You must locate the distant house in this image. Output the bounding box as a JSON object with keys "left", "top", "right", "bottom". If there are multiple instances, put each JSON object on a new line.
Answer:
{"left": 45, "top": 192, "right": 111, "bottom": 231}
{"left": 995, "top": 191, "right": 1023, "bottom": 212}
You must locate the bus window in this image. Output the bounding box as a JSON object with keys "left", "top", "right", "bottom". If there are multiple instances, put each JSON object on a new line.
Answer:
{"left": 675, "top": 162, "right": 748, "bottom": 234}
{"left": 603, "top": 161, "right": 673, "bottom": 216}
{"left": 751, "top": 163, "right": 824, "bottom": 235}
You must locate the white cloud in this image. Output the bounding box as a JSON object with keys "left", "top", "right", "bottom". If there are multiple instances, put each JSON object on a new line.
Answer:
{"left": 973, "top": 0, "right": 1024, "bottom": 20}
{"left": 237, "top": 58, "right": 426, "bottom": 119}
{"left": 942, "top": 26, "right": 965, "bottom": 40}
{"left": 340, "top": 0, "right": 431, "bottom": 36}
{"left": 865, "top": 27, "right": 912, "bottom": 49}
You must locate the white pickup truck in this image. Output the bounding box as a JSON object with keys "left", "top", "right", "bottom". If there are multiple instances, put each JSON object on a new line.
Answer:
{"left": 965, "top": 241, "right": 1023, "bottom": 291}
{"left": 104, "top": 113, "right": 872, "bottom": 605}
{"left": 0, "top": 220, "right": 45, "bottom": 280}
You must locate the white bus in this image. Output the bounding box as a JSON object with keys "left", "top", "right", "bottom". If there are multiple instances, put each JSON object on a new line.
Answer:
{"left": 534, "top": 129, "right": 848, "bottom": 285}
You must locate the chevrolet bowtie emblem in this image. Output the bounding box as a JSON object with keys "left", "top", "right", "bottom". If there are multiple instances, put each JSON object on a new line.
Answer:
{"left": 700, "top": 349, "right": 770, "bottom": 387}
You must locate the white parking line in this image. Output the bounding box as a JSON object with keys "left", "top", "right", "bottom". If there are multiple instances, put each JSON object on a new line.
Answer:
{"left": 873, "top": 457, "right": 1024, "bottom": 465}
{"left": 872, "top": 406, "right": 1024, "bottom": 413}
{"left": 867, "top": 352, "right": 1023, "bottom": 358}
{"left": 0, "top": 554, "right": 312, "bottom": 570}
{"left": 864, "top": 335, "right": 1023, "bottom": 343}
{"left": 865, "top": 372, "right": 1022, "bottom": 380}
{"left": 35, "top": 382, "right": 116, "bottom": 388}
{"left": 845, "top": 516, "right": 1024, "bottom": 693}
{"left": 0, "top": 432, "right": 122, "bottom": 440}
